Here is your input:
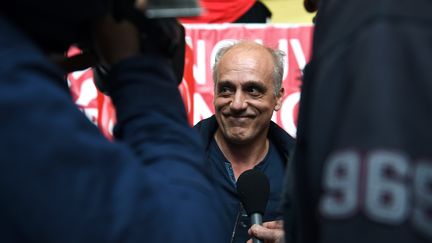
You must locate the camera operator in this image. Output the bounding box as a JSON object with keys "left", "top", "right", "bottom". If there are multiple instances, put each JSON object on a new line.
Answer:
{"left": 0, "top": 0, "right": 229, "bottom": 242}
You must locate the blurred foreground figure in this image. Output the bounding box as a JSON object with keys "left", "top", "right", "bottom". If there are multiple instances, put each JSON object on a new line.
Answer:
{"left": 285, "top": 0, "right": 432, "bottom": 242}
{"left": 0, "top": 0, "right": 228, "bottom": 242}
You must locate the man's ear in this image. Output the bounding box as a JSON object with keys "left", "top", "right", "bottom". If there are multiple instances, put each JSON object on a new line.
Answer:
{"left": 274, "top": 87, "right": 284, "bottom": 111}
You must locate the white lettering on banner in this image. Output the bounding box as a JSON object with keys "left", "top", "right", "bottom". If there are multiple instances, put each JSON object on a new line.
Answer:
{"left": 290, "top": 39, "right": 307, "bottom": 71}
{"left": 320, "top": 150, "right": 432, "bottom": 239}
{"left": 75, "top": 78, "right": 98, "bottom": 106}
{"left": 194, "top": 40, "right": 207, "bottom": 85}
{"left": 193, "top": 93, "right": 213, "bottom": 125}
{"left": 280, "top": 92, "right": 300, "bottom": 138}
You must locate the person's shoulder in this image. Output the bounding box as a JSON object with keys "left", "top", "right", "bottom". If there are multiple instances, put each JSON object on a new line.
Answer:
{"left": 193, "top": 115, "right": 218, "bottom": 146}
{"left": 193, "top": 115, "right": 217, "bottom": 131}
{"left": 269, "top": 121, "right": 295, "bottom": 151}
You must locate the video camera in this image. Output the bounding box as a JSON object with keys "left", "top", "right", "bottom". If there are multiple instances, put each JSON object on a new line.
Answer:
{"left": 90, "top": 0, "right": 202, "bottom": 92}
{"left": 108, "top": 0, "right": 200, "bottom": 57}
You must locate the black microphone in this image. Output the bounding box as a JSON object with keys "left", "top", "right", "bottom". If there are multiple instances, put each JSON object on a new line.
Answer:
{"left": 236, "top": 169, "right": 270, "bottom": 243}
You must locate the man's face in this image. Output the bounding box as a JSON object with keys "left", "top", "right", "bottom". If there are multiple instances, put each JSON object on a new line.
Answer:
{"left": 213, "top": 43, "right": 284, "bottom": 145}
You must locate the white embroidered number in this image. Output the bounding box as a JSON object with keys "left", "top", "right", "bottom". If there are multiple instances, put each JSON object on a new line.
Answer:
{"left": 320, "top": 151, "right": 359, "bottom": 217}
{"left": 365, "top": 151, "right": 409, "bottom": 224}
{"left": 412, "top": 162, "right": 432, "bottom": 238}
{"left": 320, "top": 150, "right": 432, "bottom": 239}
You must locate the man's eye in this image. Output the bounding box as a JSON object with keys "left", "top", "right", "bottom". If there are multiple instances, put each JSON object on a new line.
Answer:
{"left": 219, "top": 86, "right": 233, "bottom": 94}
{"left": 247, "top": 86, "right": 262, "bottom": 96}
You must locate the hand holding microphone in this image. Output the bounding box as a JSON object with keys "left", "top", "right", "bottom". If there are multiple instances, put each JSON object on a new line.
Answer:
{"left": 237, "top": 169, "right": 270, "bottom": 243}
{"left": 237, "top": 170, "right": 285, "bottom": 243}
{"left": 247, "top": 221, "right": 285, "bottom": 243}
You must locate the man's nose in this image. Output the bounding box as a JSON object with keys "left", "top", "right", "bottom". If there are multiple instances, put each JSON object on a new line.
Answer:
{"left": 230, "top": 91, "right": 247, "bottom": 111}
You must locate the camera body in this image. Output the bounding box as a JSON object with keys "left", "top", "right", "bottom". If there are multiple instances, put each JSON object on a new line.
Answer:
{"left": 91, "top": 0, "right": 200, "bottom": 92}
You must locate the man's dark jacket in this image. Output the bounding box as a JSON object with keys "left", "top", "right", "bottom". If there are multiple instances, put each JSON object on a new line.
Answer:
{"left": 194, "top": 115, "right": 295, "bottom": 243}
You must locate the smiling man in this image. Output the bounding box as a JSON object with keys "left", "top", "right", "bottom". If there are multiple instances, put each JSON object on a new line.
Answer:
{"left": 194, "top": 41, "right": 295, "bottom": 243}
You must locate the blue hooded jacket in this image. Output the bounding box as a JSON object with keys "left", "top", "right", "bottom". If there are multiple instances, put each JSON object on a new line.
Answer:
{"left": 0, "top": 15, "right": 228, "bottom": 242}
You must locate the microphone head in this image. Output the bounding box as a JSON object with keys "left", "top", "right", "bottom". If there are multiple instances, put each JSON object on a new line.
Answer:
{"left": 236, "top": 169, "right": 270, "bottom": 216}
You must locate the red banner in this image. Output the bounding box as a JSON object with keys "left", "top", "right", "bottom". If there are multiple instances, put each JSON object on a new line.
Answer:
{"left": 185, "top": 24, "right": 313, "bottom": 138}
{"left": 68, "top": 24, "right": 313, "bottom": 139}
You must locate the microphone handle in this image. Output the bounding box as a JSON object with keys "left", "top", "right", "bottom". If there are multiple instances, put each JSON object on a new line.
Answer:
{"left": 250, "top": 213, "right": 263, "bottom": 243}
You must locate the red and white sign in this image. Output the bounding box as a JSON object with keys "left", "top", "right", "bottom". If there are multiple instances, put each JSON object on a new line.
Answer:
{"left": 68, "top": 24, "right": 313, "bottom": 139}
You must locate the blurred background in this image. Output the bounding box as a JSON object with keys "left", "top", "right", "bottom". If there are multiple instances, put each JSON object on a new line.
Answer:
{"left": 262, "top": 0, "right": 314, "bottom": 23}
